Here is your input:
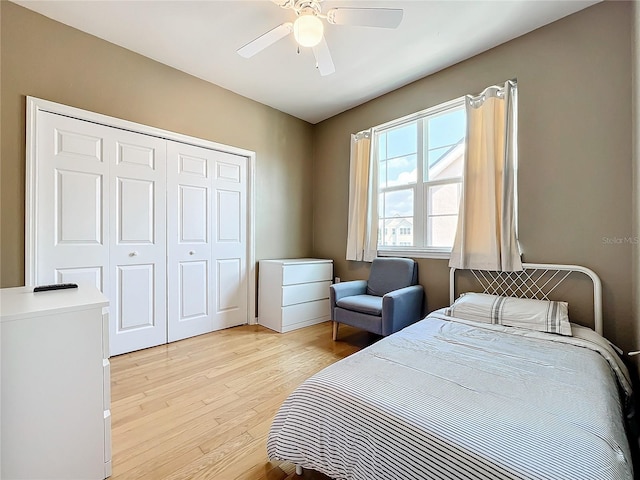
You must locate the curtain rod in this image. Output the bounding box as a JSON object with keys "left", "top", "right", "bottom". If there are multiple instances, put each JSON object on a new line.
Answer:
{"left": 353, "top": 129, "right": 371, "bottom": 140}
{"left": 352, "top": 79, "right": 517, "bottom": 137}
{"left": 467, "top": 79, "right": 517, "bottom": 104}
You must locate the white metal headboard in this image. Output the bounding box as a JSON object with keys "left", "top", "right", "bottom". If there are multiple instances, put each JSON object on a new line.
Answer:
{"left": 449, "top": 263, "right": 603, "bottom": 335}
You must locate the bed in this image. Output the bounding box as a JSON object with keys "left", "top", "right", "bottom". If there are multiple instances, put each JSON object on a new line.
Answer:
{"left": 266, "top": 264, "right": 635, "bottom": 480}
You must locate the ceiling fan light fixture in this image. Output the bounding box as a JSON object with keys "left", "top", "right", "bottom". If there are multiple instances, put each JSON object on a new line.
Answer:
{"left": 293, "top": 14, "right": 324, "bottom": 47}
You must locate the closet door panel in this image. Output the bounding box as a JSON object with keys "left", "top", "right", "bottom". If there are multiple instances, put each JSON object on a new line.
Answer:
{"left": 55, "top": 267, "right": 104, "bottom": 292}
{"left": 56, "top": 170, "right": 103, "bottom": 244}
{"left": 116, "top": 177, "right": 155, "bottom": 244}
{"left": 179, "top": 261, "right": 209, "bottom": 319}
{"left": 109, "top": 131, "right": 167, "bottom": 356}
{"left": 180, "top": 186, "right": 208, "bottom": 242}
{"left": 35, "top": 113, "right": 110, "bottom": 293}
{"left": 167, "top": 142, "right": 215, "bottom": 342}
{"left": 116, "top": 264, "right": 155, "bottom": 330}
{"left": 217, "top": 190, "right": 241, "bottom": 242}
{"left": 216, "top": 258, "right": 241, "bottom": 312}
{"left": 212, "top": 151, "right": 248, "bottom": 330}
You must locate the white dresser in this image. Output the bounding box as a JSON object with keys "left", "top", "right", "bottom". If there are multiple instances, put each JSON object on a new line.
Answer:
{"left": 0, "top": 286, "right": 111, "bottom": 479}
{"left": 258, "top": 258, "right": 333, "bottom": 333}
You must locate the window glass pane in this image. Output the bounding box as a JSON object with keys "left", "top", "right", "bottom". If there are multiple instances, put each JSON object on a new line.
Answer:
{"left": 426, "top": 182, "right": 461, "bottom": 248}
{"left": 428, "top": 183, "right": 461, "bottom": 216}
{"left": 378, "top": 133, "right": 387, "bottom": 159}
{"left": 428, "top": 109, "right": 466, "bottom": 149}
{"left": 379, "top": 160, "right": 387, "bottom": 188}
{"left": 384, "top": 189, "right": 413, "bottom": 217}
{"left": 428, "top": 215, "right": 458, "bottom": 247}
{"left": 425, "top": 108, "right": 466, "bottom": 182}
{"left": 380, "top": 218, "right": 413, "bottom": 246}
{"left": 386, "top": 155, "right": 416, "bottom": 186}
{"left": 386, "top": 123, "right": 417, "bottom": 158}
{"left": 428, "top": 145, "right": 464, "bottom": 181}
{"left": 427, "top": 146, "right": 452, "bottom": 165}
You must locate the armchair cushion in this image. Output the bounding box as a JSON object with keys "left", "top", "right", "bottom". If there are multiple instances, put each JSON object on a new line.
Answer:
{"left": 336, "top": 295, "right": 383, "bottom": 316}
{"left": 366, "top": 258, "right": 418, "bottom": 296}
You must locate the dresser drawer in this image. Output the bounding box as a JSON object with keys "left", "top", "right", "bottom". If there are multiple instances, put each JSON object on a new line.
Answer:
{"left": 281, "top": 299, "right": 330, "bottom": 327}
{"left": 282, "top": 281, "right": 331, "bottom": 306}
{"left": 282, "top": 262, "right": 332, "bottom": 285}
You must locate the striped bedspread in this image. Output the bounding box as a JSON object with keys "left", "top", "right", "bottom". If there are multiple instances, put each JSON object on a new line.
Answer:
{"left": 267, "top": 312, "right": 633, "bottom": 480}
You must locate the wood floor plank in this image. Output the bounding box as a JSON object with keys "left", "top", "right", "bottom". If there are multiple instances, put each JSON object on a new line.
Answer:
{"left": 110, "top": 322, "right": 371, "bottom": 480}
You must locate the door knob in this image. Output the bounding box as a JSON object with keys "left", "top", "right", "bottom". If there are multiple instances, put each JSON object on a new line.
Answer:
{"left": 129, "top": 251, "right": 139, "bottom": 257}
{"left": 189, "top": 250, "right": 196, "bottom": 256}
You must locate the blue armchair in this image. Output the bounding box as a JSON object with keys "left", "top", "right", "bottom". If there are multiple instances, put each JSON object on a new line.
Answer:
{"left": 330, "top": 258, "right": 425, "bottom": 340}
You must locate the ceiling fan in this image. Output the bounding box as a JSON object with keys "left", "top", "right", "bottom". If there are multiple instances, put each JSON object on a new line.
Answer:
{"left": 237, "top": 0, "right": 403, "bottom": 76}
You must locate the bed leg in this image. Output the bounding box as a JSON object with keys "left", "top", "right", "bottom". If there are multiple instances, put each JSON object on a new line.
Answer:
{"left": 332, "top": 321, "right": 338, "bottom": 341}
{"left": 295, "top": 464, "right": 303, "bottom": 476}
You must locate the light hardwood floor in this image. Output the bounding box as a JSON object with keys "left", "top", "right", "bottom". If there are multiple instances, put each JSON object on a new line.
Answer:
{"left": 110, "top": 322, "right": 374, "bottom": 480}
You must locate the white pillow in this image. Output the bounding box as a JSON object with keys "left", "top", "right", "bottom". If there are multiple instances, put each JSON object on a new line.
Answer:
{"left": 446, "top": 292, "right": 572, "bottom": 336}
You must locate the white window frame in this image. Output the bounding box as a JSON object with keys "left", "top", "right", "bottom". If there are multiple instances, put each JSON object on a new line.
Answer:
{"left": 374, "top": 97, "right": 466, "bottom": 260}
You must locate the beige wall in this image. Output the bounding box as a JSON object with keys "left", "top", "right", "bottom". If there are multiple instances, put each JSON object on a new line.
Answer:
{"left": 0, "top": 2, "right": 314, "bottom": 289}
{"left": 312, "top": 2, "right": 636, "bottom": 351}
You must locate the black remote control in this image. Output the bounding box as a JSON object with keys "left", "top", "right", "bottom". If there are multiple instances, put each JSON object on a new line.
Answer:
{"left": 34, "top": 283, "right": 79, "bottom": 292}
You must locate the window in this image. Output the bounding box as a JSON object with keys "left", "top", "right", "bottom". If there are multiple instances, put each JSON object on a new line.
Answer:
{"left": 376, "top": 98, "right": 466, "bottom": 257}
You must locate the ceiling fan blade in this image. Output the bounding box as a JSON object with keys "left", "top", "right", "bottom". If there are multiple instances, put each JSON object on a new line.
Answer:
{"left": 237, "top": 22, "right": 293, "bottom": 58}
{"left": 312, "top": 36, "right": 335, "bottom": 76}
{"left": 326, "top": 8, "right": 403, "bottom": 28}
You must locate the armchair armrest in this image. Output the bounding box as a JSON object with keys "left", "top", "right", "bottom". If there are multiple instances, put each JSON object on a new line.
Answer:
{"left": 381, "top": 285, "right": 425, "bottom": 336}
{"left": 330, "top": 280, "right": 368, "bottom": 310}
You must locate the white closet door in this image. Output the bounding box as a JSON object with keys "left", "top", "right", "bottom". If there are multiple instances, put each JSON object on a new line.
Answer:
{"left": 212, "top": 151, "right": 248, "bottom": 330}
{"left": 29, "top": 100, "right": 251, "bottom": 356}
{"left": 35, "top": 113, "right": 111, "bottom": 294}
{"left": 109, "top": 131, "right": 167, "bottom": 355}
{"left": 166, "top": 142, "right": 215, "bottom": 342}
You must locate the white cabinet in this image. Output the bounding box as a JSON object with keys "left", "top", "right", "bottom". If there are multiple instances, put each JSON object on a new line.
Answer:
{"left": 259, "top": 259, "right": 333, "bottom": 333}
{"left": 0, "top": 286, "right": 111, "bottom": 479}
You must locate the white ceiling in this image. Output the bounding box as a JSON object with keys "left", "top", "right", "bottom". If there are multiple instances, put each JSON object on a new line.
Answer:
{"left": 14, "top": 0, "right": 599, "bottom": 124}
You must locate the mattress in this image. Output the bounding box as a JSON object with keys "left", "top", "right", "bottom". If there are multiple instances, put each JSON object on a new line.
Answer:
{"left": 267, "top": 311, "right": 633, "bottom": 480}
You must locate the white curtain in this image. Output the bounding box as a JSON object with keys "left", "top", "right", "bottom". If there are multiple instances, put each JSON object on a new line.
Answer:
{"left": 449, "top": 80, "right": 522, "bottom": 271}
{"left": 345, "top": 130, "right": 378, "bottom": 262}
